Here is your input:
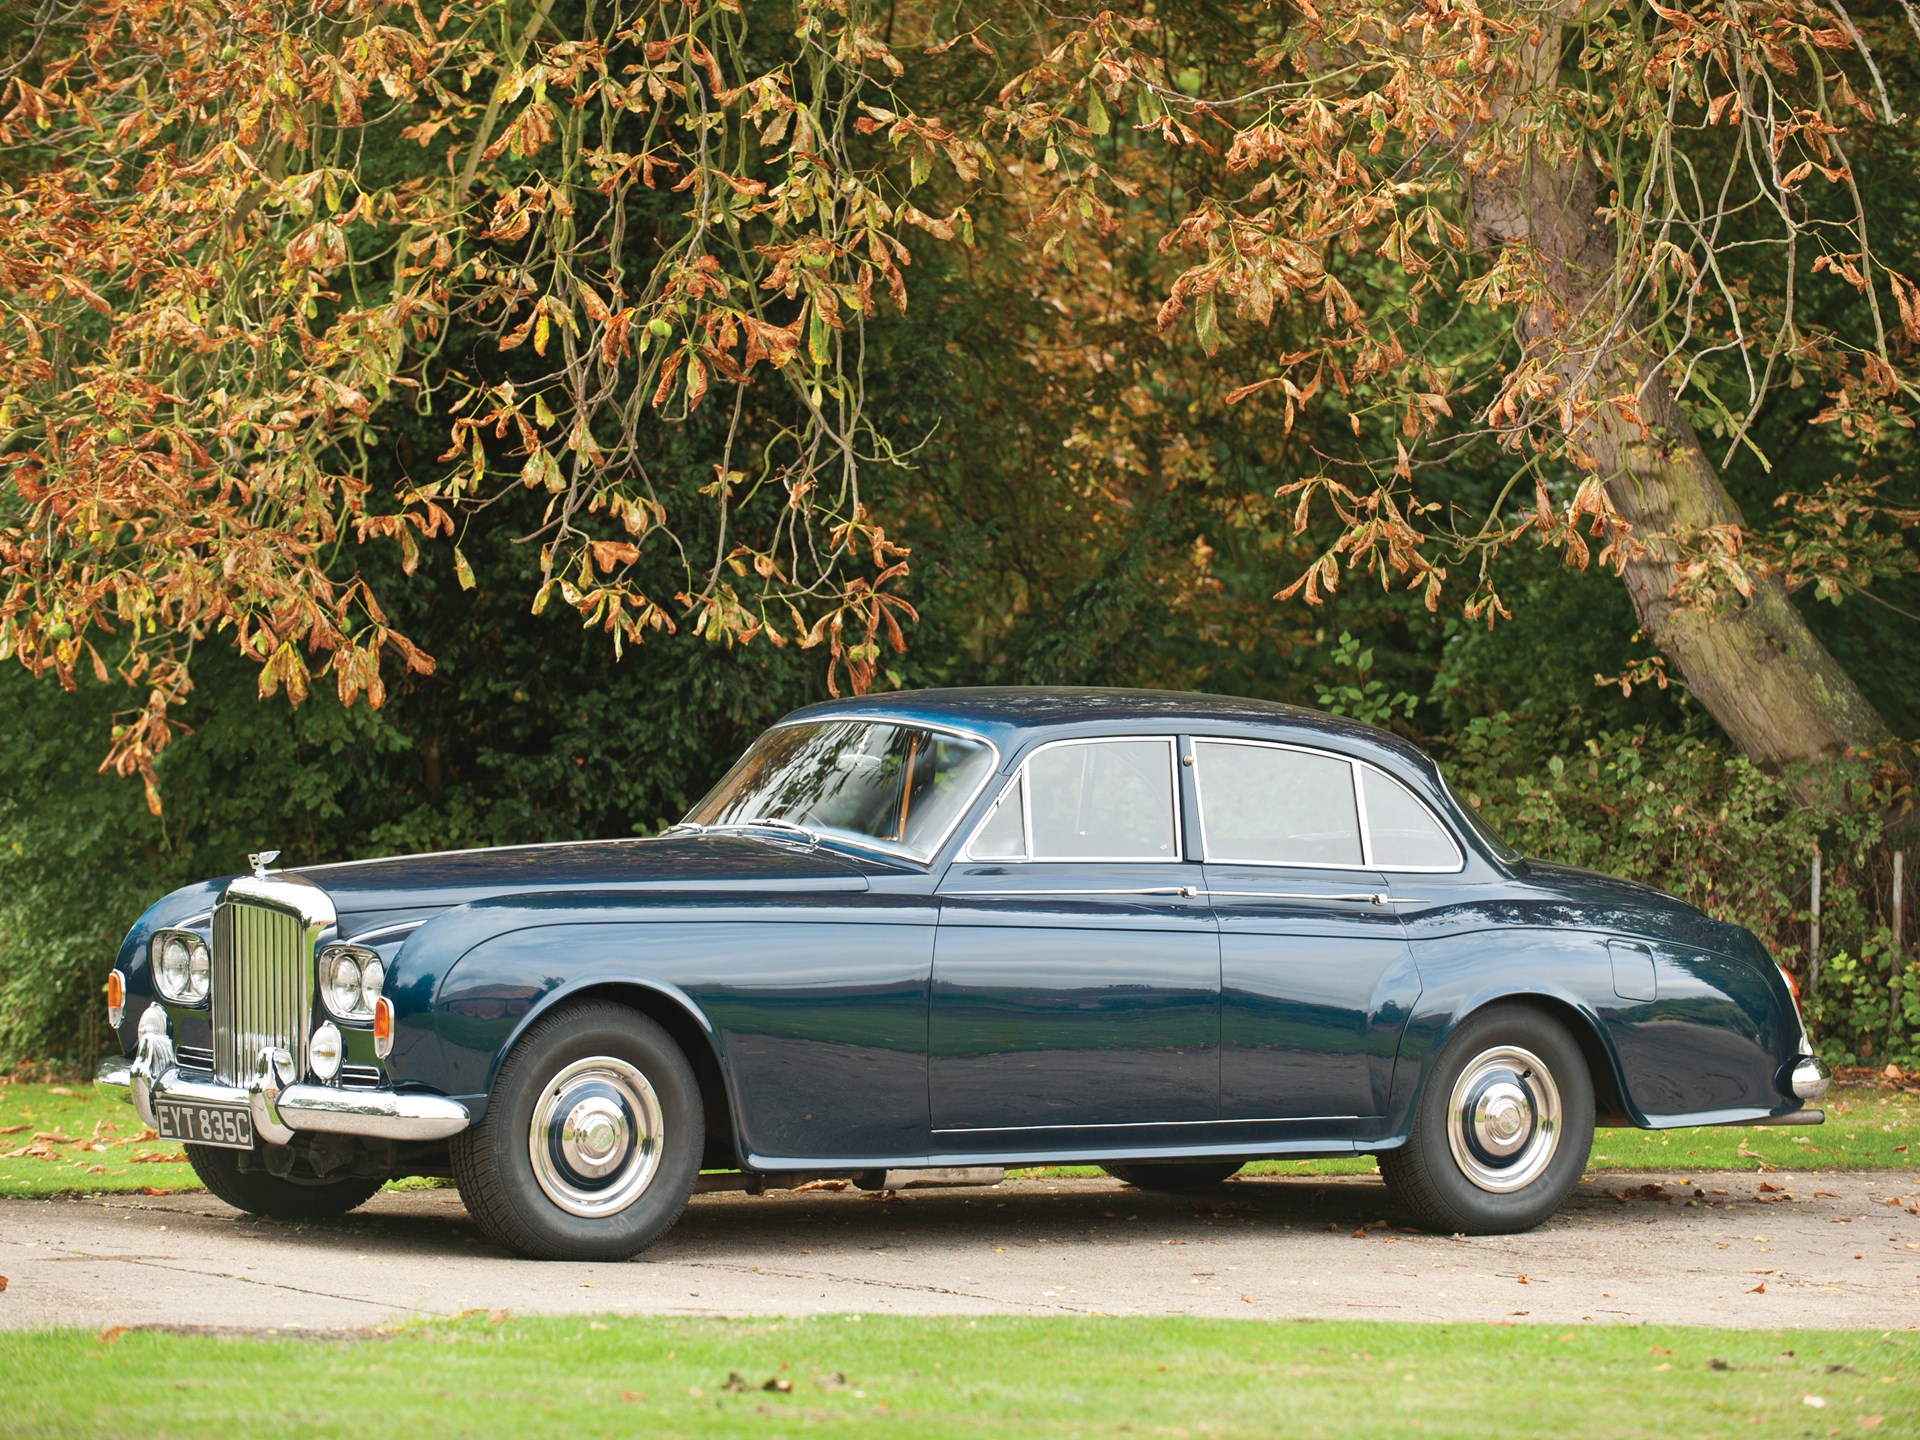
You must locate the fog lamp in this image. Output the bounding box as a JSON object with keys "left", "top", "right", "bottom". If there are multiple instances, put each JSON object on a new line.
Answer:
{"left": 309, "top": 1021, "right": 344, "bottom": 1083}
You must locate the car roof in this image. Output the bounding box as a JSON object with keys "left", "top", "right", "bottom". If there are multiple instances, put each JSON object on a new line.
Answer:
{"left": 781, "top": 686, "right": 1439, "bottom": 776}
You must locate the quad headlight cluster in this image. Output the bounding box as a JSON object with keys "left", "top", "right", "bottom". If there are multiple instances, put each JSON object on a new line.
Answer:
{"left": 319, "top": 944, "right": 386, "bottom": 1021}
{"left": 149, "top": 930, "right": 211, "bottom": 1004}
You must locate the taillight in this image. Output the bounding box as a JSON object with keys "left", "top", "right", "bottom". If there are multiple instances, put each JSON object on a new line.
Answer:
{"left": 1777, "top": 964, "right": 1801, "bottom": 1001}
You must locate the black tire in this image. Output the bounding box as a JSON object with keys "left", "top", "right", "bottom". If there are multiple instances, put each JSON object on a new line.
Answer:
{"left": 185, "top": 1144, "right": 384, "bottom": 1221}
{"left": 1379, "top": 1003, "right": 1595, "bottom": 1235}
{"left": 451, "top": 1001, "right": 701, "bottom": 1261}
{"left": 1101, "top": 1161, "right": 1244, "bottom": 1192}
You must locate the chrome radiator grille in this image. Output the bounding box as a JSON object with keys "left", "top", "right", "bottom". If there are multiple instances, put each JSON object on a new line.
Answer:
{"left": 211, "top": 898, "right": 312, "bottom": 1085}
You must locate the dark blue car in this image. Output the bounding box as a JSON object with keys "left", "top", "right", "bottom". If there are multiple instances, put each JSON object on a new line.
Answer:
{"left": 98, "top": 688, "right": 1828, "bottom": 1259}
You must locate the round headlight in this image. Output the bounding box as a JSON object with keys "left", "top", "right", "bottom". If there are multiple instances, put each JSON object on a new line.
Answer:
{"left": 186, "top": 939, "right": 211, "bottom": 1001}
{"left": 324, "top": 951, "right": 363, "bottom": 1016}
{"left": 157, "top": 935, "right": 191, "bottom": 1000}
{"left": 309, "top": 1021, "right": 344, "bottom": 1082}
{"left": 359, "top": 957, "right": 385, "bottom": 1005}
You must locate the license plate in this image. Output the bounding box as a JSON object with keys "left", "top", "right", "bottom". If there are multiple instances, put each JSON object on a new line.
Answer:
{"left": 156, "top": 1099, "right": 254, "bottom": 1150}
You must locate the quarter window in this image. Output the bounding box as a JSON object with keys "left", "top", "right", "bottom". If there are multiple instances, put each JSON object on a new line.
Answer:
{"left": 1194, "top": 741, "right": 1362, "bottom": 866}
{"left": 969, "top": 775, "right": 1026, "bottom": 859}
{"left": 1359, "top": 768, "right": 1461, "bottom": 869}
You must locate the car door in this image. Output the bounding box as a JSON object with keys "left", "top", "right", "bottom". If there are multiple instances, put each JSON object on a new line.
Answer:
{"left": 1193, "top": 738, "right": 1452, "bottom": 1122}
{"left": 930, "top": 735, "right": 1218, "bottom": 1135}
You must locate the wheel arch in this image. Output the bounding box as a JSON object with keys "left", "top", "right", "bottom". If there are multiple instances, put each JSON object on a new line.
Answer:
{"left": 1417, "top": 991, "right": 1632, "bottom": 1130}
{"left": 497, "top": 979, "right": 743, "bottom": 1171}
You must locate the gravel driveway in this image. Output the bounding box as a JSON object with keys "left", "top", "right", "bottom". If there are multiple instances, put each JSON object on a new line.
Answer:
{"left": 3, "top": 1170, "right": 1916, "bottom": 1333}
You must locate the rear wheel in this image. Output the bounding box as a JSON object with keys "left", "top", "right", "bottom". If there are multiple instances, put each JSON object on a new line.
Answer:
{"left": 452, "top": 1001, "right": 701, "bottom": 1261}
{"left": 185, "top": 1145, "right": 384, "bottom": 1221}
{"left": 1101, "top": 1161, "right": 1244, "bottom": 1192}
{"left": 1379, "top": 1003, "right": 1594, "bottom": 1235}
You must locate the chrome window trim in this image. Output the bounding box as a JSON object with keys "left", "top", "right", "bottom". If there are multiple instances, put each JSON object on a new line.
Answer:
{"left": 691, "top": 715, "right": 1003, "bottom": 867}
{"left": 1190, "top": 737, "right": 1465, "bottom": 875}
{"left": 959, "top": 735, "right": 1184, "bottom": 865}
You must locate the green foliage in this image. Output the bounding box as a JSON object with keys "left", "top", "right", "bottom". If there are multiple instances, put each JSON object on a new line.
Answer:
{"left": 0, "top": 527, "right": 821, "bottom": 1071}
{"left": 1313, "top": 632, "right": 1418, "bottom": 729}
{"left": 1444, "top": 713, "right": 1918, "bottom": 1068}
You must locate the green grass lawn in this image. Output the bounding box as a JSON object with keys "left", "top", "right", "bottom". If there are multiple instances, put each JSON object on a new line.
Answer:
{"left": 4, "top": 1079, "right": 1913, "bottom": 1199}
{"left": 1, "top": 1315, "right": 1913, "bottom": 1440}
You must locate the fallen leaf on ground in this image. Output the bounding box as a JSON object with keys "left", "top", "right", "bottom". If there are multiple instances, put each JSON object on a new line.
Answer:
{"left": 1617, "top": 1183, "right": 1669, "bottom": 1202}
{"left": 762, "top": 1378, "right": 793, "bottom": 1393}
{"left": 0, "top": 1125, "right": 25, "bottom": 1135}
{"left": 617, "top": 1390, "right": 645, "bottom": 1402}
{"left": 1747, "top": 1282, "right": 1767, "bottom": 1293}
{"left": 721, "top": 1373, "right": 750, "bottom": 1394}
{"left": 48, "top": 1086, "right": 73, "bottom": 1098}
{"left": 793, "top": 1179, "right": 849, "bottom": 1192}
{"left": 97, "top": 1326, "right": 127, "bottom": 1345}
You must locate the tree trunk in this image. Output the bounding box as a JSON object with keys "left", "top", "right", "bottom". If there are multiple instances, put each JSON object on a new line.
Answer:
{"left": 1469, "top": 21, "right": 1892, "bottom": 778}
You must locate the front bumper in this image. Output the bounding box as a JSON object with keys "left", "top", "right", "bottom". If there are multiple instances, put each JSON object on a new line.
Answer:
{"left": 97, "top": 1027, "right": 469, "bottom": 1145}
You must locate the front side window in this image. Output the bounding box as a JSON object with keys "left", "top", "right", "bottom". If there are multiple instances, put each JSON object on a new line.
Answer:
{"left": 968, "top": 738, "right": 1179, "bottom": 861}
{"left": 1194, "top": 741, "right": 1362, "bottom": 866}
{"left": 687, "top": 720, "right": 995, "bottom": 858}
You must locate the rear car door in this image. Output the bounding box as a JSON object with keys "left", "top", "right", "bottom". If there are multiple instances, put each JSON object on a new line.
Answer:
{"left": 1192, "top": 739, "right": 1451, "bottom": 1122}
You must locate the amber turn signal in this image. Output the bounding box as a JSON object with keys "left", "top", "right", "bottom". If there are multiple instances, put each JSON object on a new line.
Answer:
{"left": 106, "top": 969, "right": 125, "bottom": 1029}
{"left": 372, "top": 995, "right": 395, "bottom": 1060}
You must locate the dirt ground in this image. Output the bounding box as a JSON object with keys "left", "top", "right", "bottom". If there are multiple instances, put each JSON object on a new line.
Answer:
{"left": 2, "top": 1170, "right": 1916, "bottom": 1333}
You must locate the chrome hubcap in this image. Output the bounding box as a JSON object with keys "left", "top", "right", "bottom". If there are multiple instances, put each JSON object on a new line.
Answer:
{"left": 528, "top": 1057, "right": 663, "bottom": 1218}
{"left": 1447, "top": 1045, "right": 1561, "bottom": 1194}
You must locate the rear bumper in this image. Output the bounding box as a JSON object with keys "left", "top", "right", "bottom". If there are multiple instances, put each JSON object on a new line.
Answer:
{"left": 96, "top": 1029, "right": 469, "bottom": 1145}
{"left": 1789, "top": 1053, "right": 1831, "bottom": 1101}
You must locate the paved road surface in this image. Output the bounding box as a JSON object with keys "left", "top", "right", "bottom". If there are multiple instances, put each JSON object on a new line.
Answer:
{"left": 3, "top": 1171, "right": 1916, "bottom": 1333}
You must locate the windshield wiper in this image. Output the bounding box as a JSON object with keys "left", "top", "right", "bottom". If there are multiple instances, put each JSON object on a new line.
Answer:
{"left": 710, "top": 817, "right": 821, "bottom": 848}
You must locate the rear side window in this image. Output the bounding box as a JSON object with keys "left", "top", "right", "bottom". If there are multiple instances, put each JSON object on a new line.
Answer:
{"left": 1193, "top": 741, "right": 1362, "bottom": 866}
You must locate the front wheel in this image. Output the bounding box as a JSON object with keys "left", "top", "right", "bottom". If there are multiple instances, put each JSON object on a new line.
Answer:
{"left": 185, "top": 1144, "right": 384, "bottom": 1221}
{"left": 451, "top": 1001, "right": 701, "bottom": 1261}
{"left": 1101, "top": 1161, "right": 1244, "bottom": 1192}
{"left": 1379, "top": 1004, "right": 1594, "bottom": 1235}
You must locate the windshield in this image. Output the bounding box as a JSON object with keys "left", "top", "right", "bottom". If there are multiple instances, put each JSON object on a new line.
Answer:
{"left": 685, "top": 720, "right": 997, "bottom": 859}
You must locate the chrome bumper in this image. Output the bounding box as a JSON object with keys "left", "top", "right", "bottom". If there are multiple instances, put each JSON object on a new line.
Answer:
{"left": 96, "top": 1028, "right": 469, "bottom": 1145}
{"left": 1790, "top": 1053, "right": 1831, "bottom": 1101}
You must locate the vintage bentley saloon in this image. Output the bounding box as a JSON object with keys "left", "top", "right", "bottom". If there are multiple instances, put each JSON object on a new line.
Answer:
{"left": 98, "top": 688, "right": 1829, "bottom": 1260}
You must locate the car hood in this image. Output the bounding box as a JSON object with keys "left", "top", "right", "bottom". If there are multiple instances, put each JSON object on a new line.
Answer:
{"left": 288, "top": 833, "right": 872, "bottom": 929}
